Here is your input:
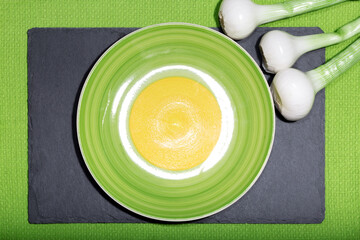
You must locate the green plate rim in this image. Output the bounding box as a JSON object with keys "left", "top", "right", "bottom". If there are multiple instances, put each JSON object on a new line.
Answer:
{"left": 76, "top": 22, "right": 275, "bottom": 222}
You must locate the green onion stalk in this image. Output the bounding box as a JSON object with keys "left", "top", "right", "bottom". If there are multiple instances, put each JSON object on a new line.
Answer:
{"left": 260, "top": 17, "right": 360, "bottom": 73}
{"left": 271, "top": 37, "right": 360, "bottom": 121}
{"left": 219, "top": 0, "right": 353, "bottom": 40}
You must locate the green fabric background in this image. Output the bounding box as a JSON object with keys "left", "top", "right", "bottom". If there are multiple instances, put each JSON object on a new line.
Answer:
{"left": 0, "top": 0, "right": 359, "bottom": 239}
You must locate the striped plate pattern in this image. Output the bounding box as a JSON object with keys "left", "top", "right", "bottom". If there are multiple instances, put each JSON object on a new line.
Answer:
{"left": 77, "top": 23, "right": 275, "bottom": 221}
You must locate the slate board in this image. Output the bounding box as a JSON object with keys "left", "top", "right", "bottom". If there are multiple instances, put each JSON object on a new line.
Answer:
{"left": 28, "top": 27, "right": 325, "bottom": 224}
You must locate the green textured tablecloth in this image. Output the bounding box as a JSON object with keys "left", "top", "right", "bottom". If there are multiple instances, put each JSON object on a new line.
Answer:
{"left": 0, "top": 0, "right": 359, "bottom": 239}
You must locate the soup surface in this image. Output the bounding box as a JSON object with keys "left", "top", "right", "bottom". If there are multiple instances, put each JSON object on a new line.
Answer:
{"left": 129, "top": 76, "right": 222, "bottom": 171}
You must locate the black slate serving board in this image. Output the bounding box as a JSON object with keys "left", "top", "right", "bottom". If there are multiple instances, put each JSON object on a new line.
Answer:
{"left": 28, "top": 27, "right": 325, "bottom": 224}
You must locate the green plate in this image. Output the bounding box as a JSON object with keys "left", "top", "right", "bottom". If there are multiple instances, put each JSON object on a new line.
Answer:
{"left": 77, "top": 23, "right": 275, "bottom": 221}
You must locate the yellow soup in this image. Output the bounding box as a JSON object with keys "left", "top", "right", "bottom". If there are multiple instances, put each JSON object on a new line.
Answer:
{"left": 129, "top": 77, "right": 222, "bottom": 171}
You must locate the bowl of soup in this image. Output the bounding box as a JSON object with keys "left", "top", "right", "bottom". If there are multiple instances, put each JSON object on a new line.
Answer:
{"left": 77, "top": 23, "right": 275, "bottom": 221}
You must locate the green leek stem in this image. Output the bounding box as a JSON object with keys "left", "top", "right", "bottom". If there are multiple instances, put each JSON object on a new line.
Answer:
{"left": 297, "top": 17, "right": 360, "bottom": 53}
{"left": 307, "top": 37, "right": 360, "bottom": 92}
{"left": 257, "top": 0, "right": 349, "bottom": 24}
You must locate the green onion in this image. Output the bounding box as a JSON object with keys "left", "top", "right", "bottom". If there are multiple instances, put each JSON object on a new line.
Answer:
{"left": 219, "top": 0, "right": 350, "bottom": 40}
{"left": 271, "top": 37, "right": 360, "bottom": 121}
{"left": 260, "top": 17, "right": 360, "bottom": 73}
